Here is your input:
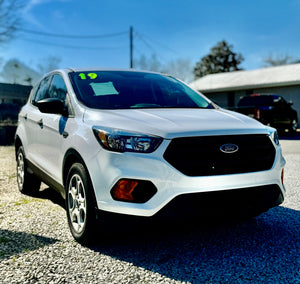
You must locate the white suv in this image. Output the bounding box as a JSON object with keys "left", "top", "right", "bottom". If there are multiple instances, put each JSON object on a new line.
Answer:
{"left": 15, "top": 68, "right": 286, "bottom": 244}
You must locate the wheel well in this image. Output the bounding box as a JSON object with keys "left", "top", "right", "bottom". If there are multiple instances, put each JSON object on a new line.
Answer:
{"left": 62, "top": 149, "right": 85, "bottom": 187}
{"left": 62, "top": 149, "right": 99, "bottom": 210}
{"left": 15, "top": 136, "right": 22, "bottom": 159}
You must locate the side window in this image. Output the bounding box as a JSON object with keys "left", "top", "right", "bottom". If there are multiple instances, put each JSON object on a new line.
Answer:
{"left": 32, "top": 76, "right": 52, "bottom": 105}
{"left": 49, "top": 74, "right": 67, "bottom": 102}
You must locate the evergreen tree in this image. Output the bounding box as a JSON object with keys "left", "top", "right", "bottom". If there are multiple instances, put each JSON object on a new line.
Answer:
{"left": 193, "top": 40, "right": 244, "bottom": 78}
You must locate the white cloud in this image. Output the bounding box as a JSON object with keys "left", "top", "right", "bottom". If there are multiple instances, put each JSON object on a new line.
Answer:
{"left": 22, "top": 0, "right": 71, "bottom": 29}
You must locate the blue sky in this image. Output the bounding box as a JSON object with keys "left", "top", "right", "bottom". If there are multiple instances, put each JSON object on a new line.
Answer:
{"left": 2, "top": 0, "right": 300, "bottom": 76}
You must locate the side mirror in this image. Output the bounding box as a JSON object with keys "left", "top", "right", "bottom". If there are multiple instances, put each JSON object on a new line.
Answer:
{"left": 37, "top": 98, "right": 68, "bottom": 116}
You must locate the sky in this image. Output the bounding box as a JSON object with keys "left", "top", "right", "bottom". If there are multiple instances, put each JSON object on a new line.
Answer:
{"left": 1, "top": 0, "right": 300, "bottom": 81}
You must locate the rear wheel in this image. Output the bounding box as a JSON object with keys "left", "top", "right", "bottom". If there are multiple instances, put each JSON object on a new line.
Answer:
{"left": 16, "top": 146, "right": 41, "bottom": 194}
{"left": 66, "top": 163, "right": 97, "bottom": 245}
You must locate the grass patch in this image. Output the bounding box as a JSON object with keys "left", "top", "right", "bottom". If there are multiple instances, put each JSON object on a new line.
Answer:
{"left": 8, "top": 173, "right": 17, "bottom": 180}
{"left": 14, "top": 197, "right": 45, "bottom": 206}
{"left": 14, "top": 198, "right": 32, "bottom": 206}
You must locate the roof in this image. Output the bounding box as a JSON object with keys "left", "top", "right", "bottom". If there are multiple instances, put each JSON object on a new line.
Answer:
{"left": 189, "top": 63, "right": 300, "bottom": 93}
{"left": 58, "top": 67, "right": 161, "bottom": 74}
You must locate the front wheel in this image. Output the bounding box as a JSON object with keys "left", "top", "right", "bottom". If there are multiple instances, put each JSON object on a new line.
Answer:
{"left": 65, "top": 163, "right": 97, "bottom": 245}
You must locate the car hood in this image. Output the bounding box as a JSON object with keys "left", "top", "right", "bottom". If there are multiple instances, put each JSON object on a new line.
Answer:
{"left": 83, "top": 108, "right": 270, "bottom": 139}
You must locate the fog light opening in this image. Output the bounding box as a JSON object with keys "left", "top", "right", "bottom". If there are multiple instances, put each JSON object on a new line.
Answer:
{"left": 281, "top": 169, "right": 284, "bottom": 185}
{"left": 111, "top": 179, "right": 157, "bottom": 203}
{"left": 111, "top": 179, "right": 138, "bottom": 202}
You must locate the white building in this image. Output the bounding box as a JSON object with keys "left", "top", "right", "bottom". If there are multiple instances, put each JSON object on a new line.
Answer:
{"left": 190, "top": 63, "right": 300, "bottom": 121}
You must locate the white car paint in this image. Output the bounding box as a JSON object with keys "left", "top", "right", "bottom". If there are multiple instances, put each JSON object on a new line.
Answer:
{"left": 16, "top": 68, "right": 286, "bottom": 219}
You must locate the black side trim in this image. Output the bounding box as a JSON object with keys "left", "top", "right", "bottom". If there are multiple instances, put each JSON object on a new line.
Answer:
{"left": 27, "top": 160, "right": 65, "bottom": 198}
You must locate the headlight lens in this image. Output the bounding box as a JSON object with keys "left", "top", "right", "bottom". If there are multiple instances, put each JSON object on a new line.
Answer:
{"left": 270, "top": 129, "right": 280, "bottom": 146}
{"left": 93, "top": 127, "right": 163, "bottom": 153}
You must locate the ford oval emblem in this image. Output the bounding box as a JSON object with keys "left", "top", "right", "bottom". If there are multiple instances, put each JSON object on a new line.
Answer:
{"left": 220, "top": 143, "right": 239, "bottom": 154}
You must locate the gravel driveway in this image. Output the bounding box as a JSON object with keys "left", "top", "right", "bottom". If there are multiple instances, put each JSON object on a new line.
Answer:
{"left": 0, "top": 145, "right": 299, "bottom": 284}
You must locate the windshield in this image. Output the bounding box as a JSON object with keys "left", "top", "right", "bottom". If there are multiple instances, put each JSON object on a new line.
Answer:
{"left": 69, "top": 71, "right": 214, "bottom": 110}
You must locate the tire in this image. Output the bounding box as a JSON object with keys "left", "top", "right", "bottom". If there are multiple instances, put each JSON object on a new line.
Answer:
{"left": 16, "top": 146, "right": 41, "bottom": 195}
{"left": 65, "top": 163, "right": 97, "bottom": 245}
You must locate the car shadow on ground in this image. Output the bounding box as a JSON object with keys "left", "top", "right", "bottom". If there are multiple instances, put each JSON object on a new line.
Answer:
{"left": 0, "top": 229, "right": 59, "bottom": 260}
{"left": 28, "top": 187, "right": 65, "bottom": 210}
{"left": 91, "top": 206, "right": 300, "bottom": 283}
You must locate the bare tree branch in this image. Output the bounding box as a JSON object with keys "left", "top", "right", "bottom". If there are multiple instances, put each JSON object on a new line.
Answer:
{"left": 0, "top": 0, "right": 21, "bottom": 43}
{"left": 263, "top": 53, "right": 295, "bottom": 67}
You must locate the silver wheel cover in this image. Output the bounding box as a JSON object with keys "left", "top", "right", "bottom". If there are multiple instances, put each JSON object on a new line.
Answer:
{"left": 68, "top": 174, "right": 87, "bottom": 234}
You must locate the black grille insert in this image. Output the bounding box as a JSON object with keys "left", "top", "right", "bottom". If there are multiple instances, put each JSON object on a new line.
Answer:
{"left": 163, "top": 134, "right": 276, "bottom": 176}
{"left": 154, "top": 184, "right": 283, "bottom": 219}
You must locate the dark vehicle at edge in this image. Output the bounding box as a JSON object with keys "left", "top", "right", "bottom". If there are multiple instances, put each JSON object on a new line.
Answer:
{"left": 234, "top": 94, "right": 298, "bottom": 133}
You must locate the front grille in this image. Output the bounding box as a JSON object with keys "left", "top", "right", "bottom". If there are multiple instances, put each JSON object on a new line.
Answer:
{"left": 163, "top": 134, "right": 276, "bottom": 176}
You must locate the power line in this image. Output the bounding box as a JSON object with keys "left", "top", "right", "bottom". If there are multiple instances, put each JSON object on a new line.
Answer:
{"left": 20, "top": 37, "right": 127, "bottom": 50}
{"left": 135, "top": 31, "right": 157, "bottom": 54}
{"left": 134, "top": 31, "right": 168, "bottom": 64}
{"left": 19, "top": 28, "right": 128, "bottom": 39}
{"left": 135, "top": 30, "right": 178, "bottom": 54}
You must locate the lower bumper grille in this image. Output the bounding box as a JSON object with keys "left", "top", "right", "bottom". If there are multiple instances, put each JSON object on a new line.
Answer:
{"left": 154, "top": 184, "right": 283, "bottom": 219}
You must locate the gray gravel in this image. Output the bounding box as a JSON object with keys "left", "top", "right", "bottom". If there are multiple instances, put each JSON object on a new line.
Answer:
{"left": 0, "top": 145, "right": 299, "bottom": 284}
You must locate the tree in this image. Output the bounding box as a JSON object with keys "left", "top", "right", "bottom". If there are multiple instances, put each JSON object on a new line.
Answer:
{"left": 162, "top": 58, "right": 193, "bottom": 82}
{"left": 0, "top": 0, "right": 21, "bottom": 43}
{"left": 193, "top": 40, "right": 244, "bottom": 78}
{"left": 37, "top": 56, "right": 62, "bottom": 74}
{"left": 135, "top": 53, "right": 193, "bottom": 82}
{"left": 263, "top": 53, "right": 295, "bottom": 67}
{"left": 0, "top": 59, "right": 40, "bottom": 85}
{"left": 135, "top": 53, "right": 162, "bottom": 72}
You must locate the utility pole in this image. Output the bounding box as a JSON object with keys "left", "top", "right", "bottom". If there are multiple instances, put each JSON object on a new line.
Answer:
{"left": 130, "top": 26, "right": 133, "bottom": 68}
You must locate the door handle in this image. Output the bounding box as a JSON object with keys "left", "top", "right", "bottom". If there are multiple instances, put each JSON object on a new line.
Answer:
{"left": 24, "top": 114, "right": 27, "bottom": 120}
{"left": 37, "top": 119, "right": 43, "bottom": 129}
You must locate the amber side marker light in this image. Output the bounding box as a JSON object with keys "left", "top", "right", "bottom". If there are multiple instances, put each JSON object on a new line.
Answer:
{"left": 111, "top": 180, "right": 138, "bottom": 202}
{"left": 111, "top": 179, "right": 157, "bottom": 203}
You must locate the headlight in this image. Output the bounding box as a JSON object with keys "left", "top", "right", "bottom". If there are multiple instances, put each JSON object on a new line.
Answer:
{"left": 93, "top": 127, "right": 163, "bottom": 153}
{"left": 269, "top": 129, "right": 280, "bottom": 146}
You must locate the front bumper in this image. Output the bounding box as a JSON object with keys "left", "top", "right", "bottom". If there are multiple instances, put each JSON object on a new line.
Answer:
{"left": 87, "top": 138, "right": 286, "bottom": 218}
